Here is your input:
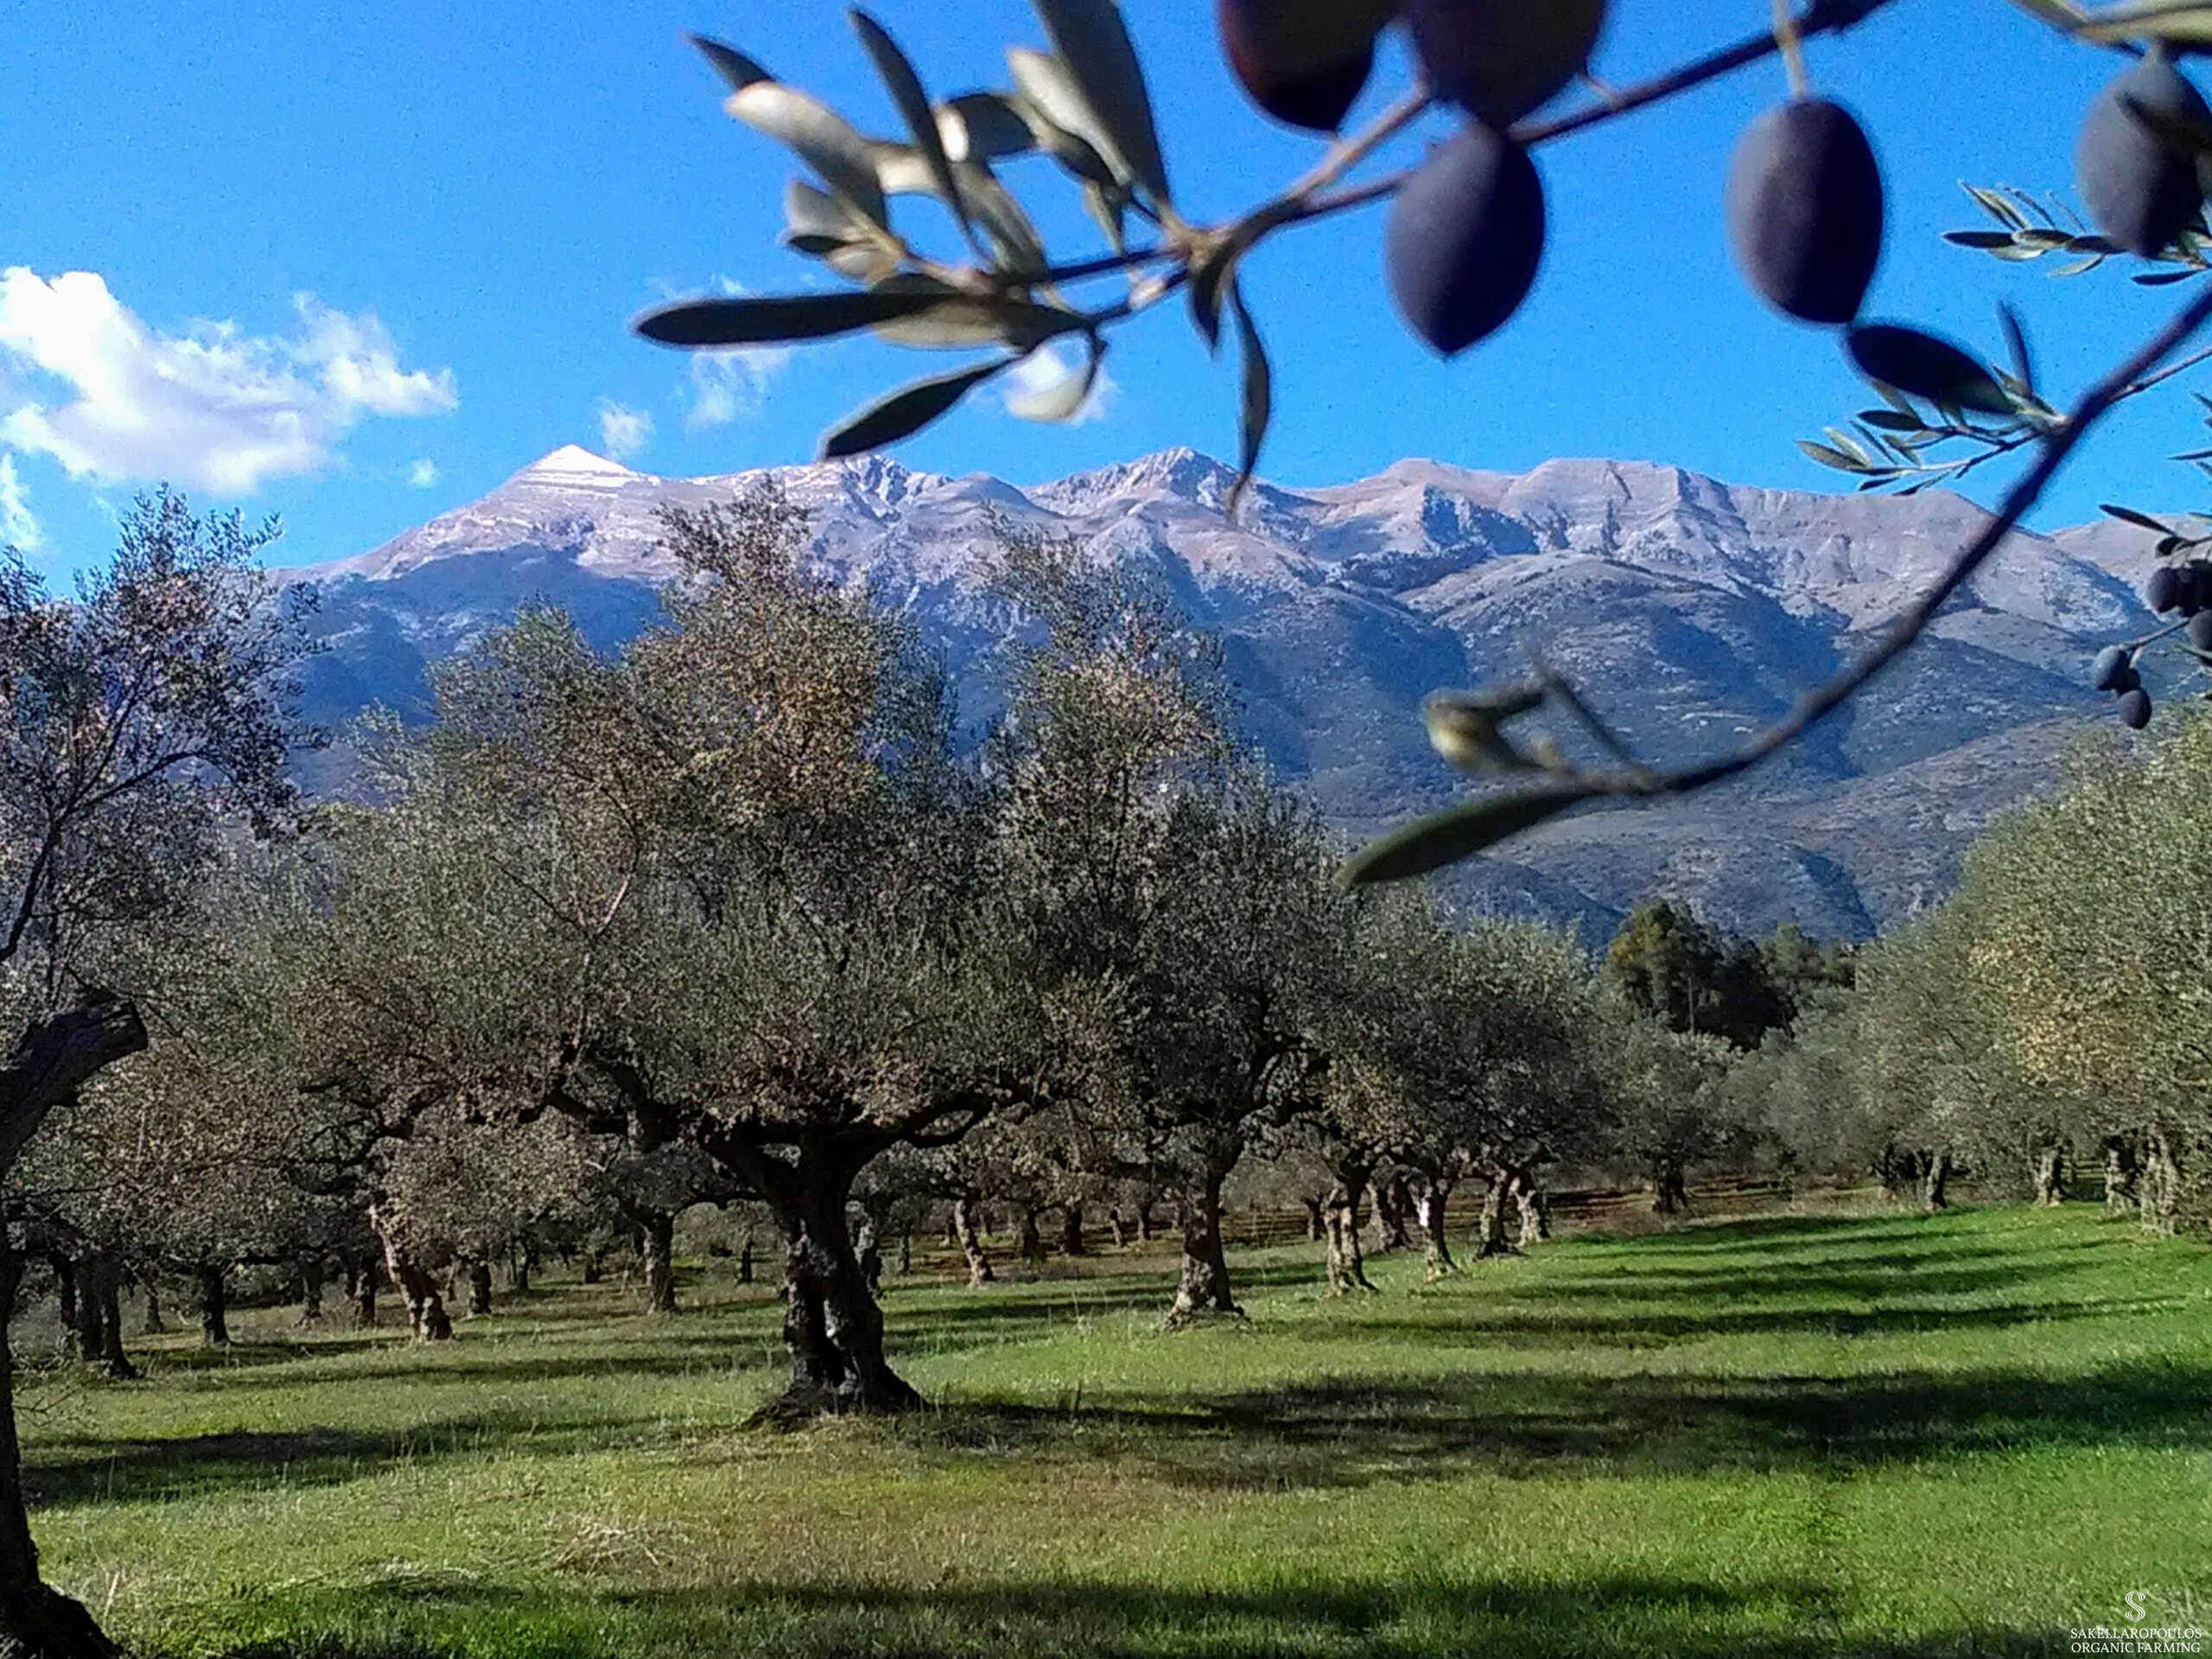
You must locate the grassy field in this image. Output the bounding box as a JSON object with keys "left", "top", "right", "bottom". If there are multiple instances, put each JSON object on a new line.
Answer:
{"left": 14, "top": 1202, "right": 2212, "bottom": 1657}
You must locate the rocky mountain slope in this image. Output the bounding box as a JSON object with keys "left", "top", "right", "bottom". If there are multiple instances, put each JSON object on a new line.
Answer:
{"left": 283, "top": 443, "right": 2165, "bottom": 941}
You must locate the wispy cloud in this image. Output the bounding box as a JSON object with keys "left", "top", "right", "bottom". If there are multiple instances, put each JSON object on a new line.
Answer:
{"left": 0, "top": 455, "right": 40, "bottom": 550}
{"left": 595, "top": 400, "right": 653, "bottom": 461}
{"left": 407, "top": 457, "right": 439, "bottom": 489}
{"left": 685, "top": 346, "right": 791, "bottom": 429}
{"left": 1001, "top": 340, "right": 1116, "bottom": 426}
{"left": 0, "top": 269, "right": 456, "bottom": 494}
{"left": 663, "top": 277, "right": 791, "bottom": 431}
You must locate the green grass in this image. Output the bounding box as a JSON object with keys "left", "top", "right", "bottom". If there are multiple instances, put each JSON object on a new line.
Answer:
{"left": 17, "top": 1202, "right": 2212, "bottom": 1657}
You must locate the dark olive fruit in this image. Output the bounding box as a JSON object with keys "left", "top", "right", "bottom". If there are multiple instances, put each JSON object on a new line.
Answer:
{"left": 2181, "top": 561, "right": 2212, "bottom": 616}
{"left": 2114, "top": 661, "right": 2143, "bottom": 696}
{"left": 2118, "top": 687, "right": 2154, "bottom": 729}
{"left": 1385, "top": 123, "right": 1546, "bottom": 355}
{"left": 2092, "top": 645, "right": 2133, "bottom": 690}
{"left": 1217, "top": 0, "right": 1399, "bottom": 132}
{"left": 2148, "top": 563, "right": 2186, "bottom": 613}
{"left": 1726, "top": 99, "right": 1885, "bottom": 325}
{"left": 2075, "top": 52, "right": 2212, "bottom": 258}
{"left": 1402, "top": 0, "right": 1605, "bottom": 128}
{"left": 2190, "top": 612, "right": 2212, "bottom": 652}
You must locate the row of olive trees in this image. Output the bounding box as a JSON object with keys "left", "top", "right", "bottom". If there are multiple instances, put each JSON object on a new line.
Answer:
{"left": 1723, "top": 713, "right": 2212, "bottom": 1236}
{"left": 48, "top": 486, "right": 1732, "bottom": 1432}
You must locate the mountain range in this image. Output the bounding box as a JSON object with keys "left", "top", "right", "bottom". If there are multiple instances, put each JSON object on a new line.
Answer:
{"left": 282, "top": 442, "right": 2170, "bottom": 942}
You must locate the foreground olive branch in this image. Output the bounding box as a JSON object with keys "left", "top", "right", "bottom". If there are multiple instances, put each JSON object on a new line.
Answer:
{"left": 1341, "top": 276, "right": 2212, "bottom": 885}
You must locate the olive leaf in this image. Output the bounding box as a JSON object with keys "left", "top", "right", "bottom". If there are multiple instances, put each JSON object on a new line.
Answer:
{"left": 1007, "top": 48, "right": 1135, "bottom": 189}
{"left": 689, "top": 35, "right": 771, "bottom": 92}
{"left": 850, "top": 10, "right": 974, "bottom": 246}
{"left": 1846, "top": 323, "right": 2016, "bottom": 416}
{"left": 819, "top": 358, "right": 1015, "bottom": 459}
{"left": 636, "top": 289, "right": 984, "bottom": 346}
{"left": 1027, "top": 0, "right": 1171, "bottom": 205}
{"left": 1225, "top": 281, "right": 1271, "bottom": 518}
{"left": 727, "top": 82, "right": 889, "bottom": 230}
{"left": 862, "top": 279, "right": 1085, "bottom": 350}
{"left": 936, "top": 92, "right": 1039, "bottom": 162}
{"left": 2074, "top": 0, "right": 2212, "bottom": 44}
{"left": 2101, "top": 502, "right": 2178, "bottom": 533}
{"left": 1339, "top": 785, "right": 1608, "bottom": 887}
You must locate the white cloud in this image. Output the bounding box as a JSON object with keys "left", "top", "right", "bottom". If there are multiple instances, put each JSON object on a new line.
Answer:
{"left": 1001, "top": 340, "right": 1116, "bottom": 426}
{"left": 0, "top": 455, "right": 40, "bottom": 550}
{"left": 407, "top": 457, "right": 439, "bottom": 489}
{"left": 685, "top": 346, "right": 791, "bottom": 430}
{"left": 678, "top": 279, "right": 791, "bottom": 430}
{"left": 595, "top": 400, "right": 653, "bottom": 461}
{"left": 0, "top": 268, "right": 456, "bottom": 495}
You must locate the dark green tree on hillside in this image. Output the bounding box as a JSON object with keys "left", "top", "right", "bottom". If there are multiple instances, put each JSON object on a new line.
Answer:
{"left": 1603, "top": 902, "right": 1795, "bottom": 1052}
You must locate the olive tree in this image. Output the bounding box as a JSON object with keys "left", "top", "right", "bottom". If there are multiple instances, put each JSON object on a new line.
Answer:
{"left": 0, "top": 490, "right": 313, "bottom": 1654}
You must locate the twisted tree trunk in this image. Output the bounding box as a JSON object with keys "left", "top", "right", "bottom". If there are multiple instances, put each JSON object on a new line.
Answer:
{"left": 639, "top": 1211, "right": 677, "bottom": 1313}
{"left": 1415, "top": 1178, "right": 1456, "bottom": 1277}
{"left": 1108, "top": 1208, "right": 1128, "bottom": 1249}
{"left": 139, "top": 1281, "right": 163, "bottom": 1338}
{"left": 297, "top": 1256, "right": 324, "bottom": 1325}
{"left": 1166, "top": 1154, "right": 1243, "bottom": 1327}
{"left": 195, "top": 1265, "right": 229, "bottom": 1347}
{"left": 2103, "top": 1136, "right": 2139, "bottom": 1219}
{"left": 1371, "top": 1174, "right": 1412, "bottom": 1252}
{"left": 1059, "top": 1204, "right": 1085, "bottom": 1256}
{"left": 2140, "top": 1128, "right": 2183, "bottom": 1236}
{"left": 952, "top": 1195, "right": 994, "bottom": 1287}
{"left": 1652, "top": 1159, "right": 1689, "bottom": 1215}
{"left": 750, "top": 1147, "right": 922, "bottom": 1419}
{"left": 1919, "top": 1149, "right": 1953, "bottom": 1213}
{"left": 1016, "top": 1208, "right": 1046, "bottom": 1267}
{"left": 73, "top": 1256, "right": 133, "bottom": 1378}
{"left": 1510, "top": 1167, "right": 1551, "bottom": 1249}
{"left": 465, "top": 1261, "right": 493, "bottom": 1318}
{"left": 0, "top": 994, "right": 146, "bottom": 1656}
{"left": 1475, "top": 1172, "right": 1515, "bottom": 1259}
{"left": 370, "top": 1212, "right": 451, "bottom": 1340}
{"left": 1322, "top": 1180, "right": 1376, "bottom": 1294}
{"left": 1135, "top": 1199, "right": 1155, "bottom": 1242}
{"left": 2032, "top": 1142, "right": 2067, "bottom": 1207}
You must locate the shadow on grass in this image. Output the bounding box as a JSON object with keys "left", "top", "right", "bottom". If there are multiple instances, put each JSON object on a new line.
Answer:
{"left": 889, "top": 1353, "right": 2212, "bottom": 1490}
{"left": 206, "top": 1572, "right": 2073, "bottom": 1658}
{"left": 39, "top": 1345, "right": 2209, "bottom": 1510}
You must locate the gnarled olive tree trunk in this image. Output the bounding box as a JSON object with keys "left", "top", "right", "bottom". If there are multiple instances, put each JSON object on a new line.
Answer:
{"left": 1166, "top": 1144, "right": 1245, "bottom": 1327}
{"left": 1370, "top": 1173, "right": 1412, "bottom": 1252}
{"left": 70, "top": 1255, "right": 134, "bottom": 1379}
{"left": 1321, "top": 1160, "right": 1375, "bottom": 1295}
{"left": 1651, "top": 1159, "right": 1689, "bottom": 1216}
{"left": 1059, "top": 1203, "right": 1085, "bottom": 1256}
{"left": 1475, "top": 1172, "right": 1515, "bottom": 1259}
{"left": 296, "top": 1256, "right": 324, "bottom": 1325}
{"left": 1015, "top": 1207, "right": 1046, "bottom": 1267}
{"left": 2103, "top": 1135, "right": 2139, "bottom": 1219}
{"left": 635, "top": 1209, "right": 677, "bottom": 1313}
{"left": 749, "top": 1148, "right": 921, "bottom": 1418}
{"left": 0, "top": 993, "right": 147, "bottom": 1656}
{"left": 2139, "top": 1128, "right": 2183, "bottom": 1236}
{"left": 368, "top": 1209, "right": 452, "bottom": 1340}
{"left": 1414, "top": 1178, "right": 1455, "bottom": 1277}
{"left": 194, "top": 1264, "right": 229, "bottom": 1347}
{"left": 1509, "top": 1167, "right": 1551, "bottom": 1249}
{"left": 465, "top": 1261, "right": 493, "bottom": 1318}
{"left": 951, "top": 1194, "right": 994, "bottom": 1287}
{"left": 1919, "top": 1150, "right": 1953, "bottom": 1213}
{"left": 2031, "top": 1142, "right": 2067, "bottom": 1207}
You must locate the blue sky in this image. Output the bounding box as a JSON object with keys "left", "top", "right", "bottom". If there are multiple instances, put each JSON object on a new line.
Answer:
{"left": 1, "top": 0, "right": 2202, "bottom": 575}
